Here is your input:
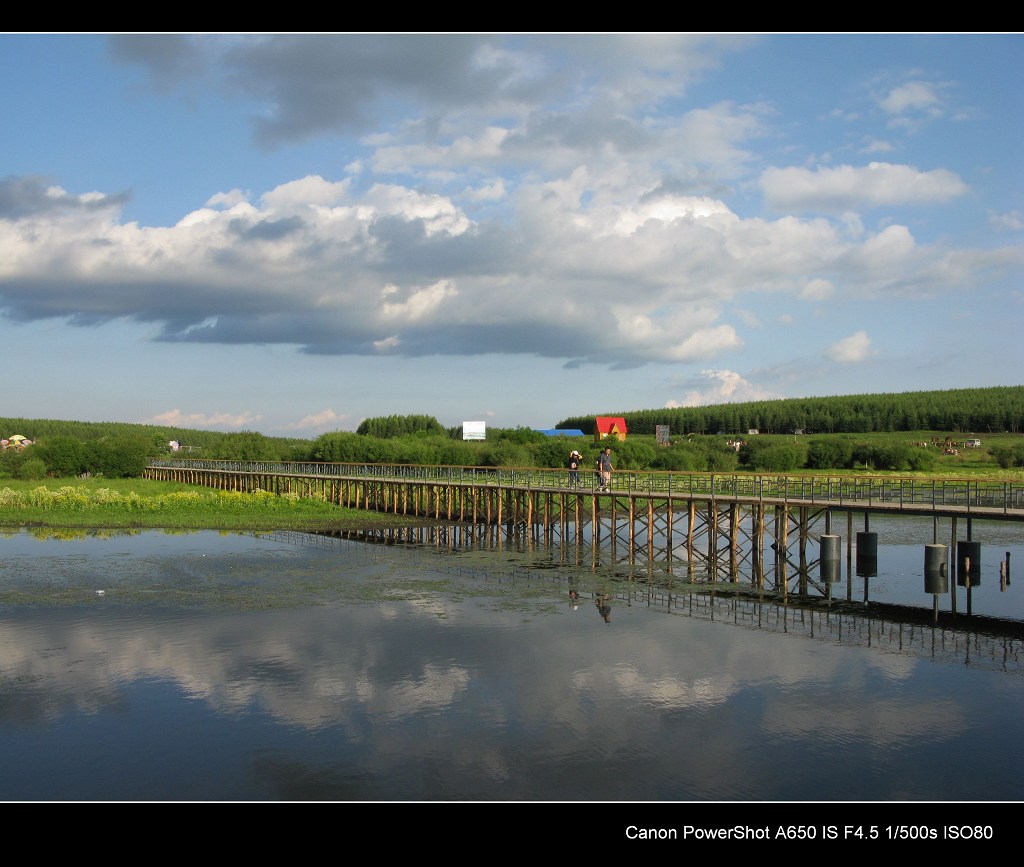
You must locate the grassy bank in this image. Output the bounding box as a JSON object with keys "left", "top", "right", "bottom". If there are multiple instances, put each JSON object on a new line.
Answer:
{"left": 0, "top": 478, "right": 418, "bottom": 532}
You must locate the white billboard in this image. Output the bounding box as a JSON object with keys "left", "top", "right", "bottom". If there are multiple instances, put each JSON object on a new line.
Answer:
{"left": 462, "top": 421, "right": 486, "bottom": 441}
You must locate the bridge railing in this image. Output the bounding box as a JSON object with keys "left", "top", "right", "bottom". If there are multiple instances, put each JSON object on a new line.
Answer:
{"left": 146, "top": 459, "right": 1024, "bottom": 514}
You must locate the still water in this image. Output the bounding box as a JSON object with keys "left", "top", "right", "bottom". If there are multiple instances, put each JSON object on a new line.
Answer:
{"left": 0, "top": 519, "right": 1022, "bottom": 802}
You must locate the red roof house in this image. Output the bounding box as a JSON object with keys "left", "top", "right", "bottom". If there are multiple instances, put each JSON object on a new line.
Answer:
{"left": 594, "top": 416, "right": 628, "bottom": 442}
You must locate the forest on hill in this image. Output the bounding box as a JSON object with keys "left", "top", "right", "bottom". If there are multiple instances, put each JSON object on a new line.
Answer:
{"left": 557, "top": 386, "right": 1024, "bottom": 437}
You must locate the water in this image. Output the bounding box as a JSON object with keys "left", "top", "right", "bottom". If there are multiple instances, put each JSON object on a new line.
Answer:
{"left": 0, "top": 522, "right": 1022, "bottom": 802}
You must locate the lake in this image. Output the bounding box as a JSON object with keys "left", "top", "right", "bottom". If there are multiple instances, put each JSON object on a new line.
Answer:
{"left": 0, "top": 518, "right": 1022, "bottom": 804}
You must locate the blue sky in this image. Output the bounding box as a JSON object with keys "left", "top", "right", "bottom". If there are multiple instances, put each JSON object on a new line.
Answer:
{"left": 0, "top": 34, "right": 1020, "bottom": 437}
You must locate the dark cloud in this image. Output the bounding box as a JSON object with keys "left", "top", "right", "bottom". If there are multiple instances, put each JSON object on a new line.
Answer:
{"left": 111, "top": 34, "right": 559, "bottom": 149}
{"left": 295, "top": 320, "right": 598, "bottom": 361}
{"left": 641, "top": 173, "right": 732, "bottom": 200}
{"left": 155, "top": 312, "right": 371, "bottom": 348}
{"left": 230, "top": 35, "right": 543, "bottom": 147}
{"left": 504, "top": 110, "right": 654, "bottom": 157}
{"left": 230, "top": 215, "right": 306, "bottom": 242}
{"left": 364, "top": 219, "right": 519, "bottom": 280}
{"left": 0, "top": 275, "right": 279, "bottom": 331}
{"left": 0, "top": 176, "right": 129, "bottom": 220}
{"left": 107, "top": 34, "right": 209, "bottom": 90}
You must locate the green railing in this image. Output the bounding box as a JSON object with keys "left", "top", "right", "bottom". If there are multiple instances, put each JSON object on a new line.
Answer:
{"left": 147, "top": 459, "right": 1024, "bottom": 514}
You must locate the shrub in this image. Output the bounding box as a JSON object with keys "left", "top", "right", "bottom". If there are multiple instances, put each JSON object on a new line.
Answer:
{"left": 739, "top": 439, "right": 808, "bottom": 472}
{"left": 806, "top": 438, "right": 854, "bottom": 470}
{"left": 16, "top": 458, "right": 48, "bottom": 480}
{"left": 991, "top": 444, "right": 1024, "bottom": 468}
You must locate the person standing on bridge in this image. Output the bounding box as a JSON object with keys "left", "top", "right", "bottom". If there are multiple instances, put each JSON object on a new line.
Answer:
{"left": 568, "top": 450, "right": 582, "bottom": 486}
{"left": 598, "top": 447, "right": 613, "bottom": 492}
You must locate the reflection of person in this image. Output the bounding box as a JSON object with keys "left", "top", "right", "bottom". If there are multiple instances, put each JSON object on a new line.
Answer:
{"left": 568, "top": 450, "right": 582, "bottom": 486}
{"left": 595, "top": 593, "right": 611, "bottom": 623}
{"left": 598, "top": 447, "right": 613, "bottom": 492}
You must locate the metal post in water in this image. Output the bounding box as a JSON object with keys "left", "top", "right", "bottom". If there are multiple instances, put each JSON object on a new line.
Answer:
{"left": 950, "top": 517, "right": 957, "bottom": 617}
{"left": 856, "top": 530, "right": 878, "bottom": 604}
{"left": 924, "top": 543, "right": 949, "bottom": 622}
{"left": 820, "top": 534, "right": 841, "bottom": 596}
{"left": 846, "top": 511, "right": 853, "bottom": 602}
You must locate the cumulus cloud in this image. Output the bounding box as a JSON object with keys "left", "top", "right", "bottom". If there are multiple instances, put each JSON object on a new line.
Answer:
{"left": 0, "top": 168, "right": 1015, "bottom": 370}
{"left": 285, "top": 409, "right": 351, "bottom": 432}
{"left": 825, "top": 330, "right": 874, "bottom": 363}
{"left": 148, "top": 409, "right": 263, "bottom": 429}
{"left": 761, "top": 162, "right": 968, "bottom": 212}
{"left": 666, "top": 369, "right": 781, "bottom": 407}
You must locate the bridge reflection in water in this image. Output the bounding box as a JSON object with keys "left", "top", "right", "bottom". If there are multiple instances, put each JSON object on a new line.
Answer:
{"left": 268, "top": 526, "right": 1024, "bottom": 676}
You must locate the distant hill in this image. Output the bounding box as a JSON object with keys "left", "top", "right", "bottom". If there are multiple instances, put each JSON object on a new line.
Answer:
{"left": 557, "top": 386, "right": 1024, "bottom": 436}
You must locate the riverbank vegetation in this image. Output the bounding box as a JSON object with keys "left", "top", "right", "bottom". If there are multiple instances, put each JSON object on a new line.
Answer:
{"left": 0, "top": 478, "right": 418, "bottom": 532}
{"left": 1, "top": 386, "right": 1022, "bottom": 478}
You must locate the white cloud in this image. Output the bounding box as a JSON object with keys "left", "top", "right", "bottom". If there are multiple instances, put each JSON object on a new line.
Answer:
{"left": 206, "top": 189, "right": 249, "bottom": 209}
{"left": 462, "top": 179, "right": 507, "bottom": 202}
{"left": 879, "top": 81, "right": 944, "bottom": 117}
{"left": 761, "top": 162, "right": 968, "bottom": 212}
{"left": 666, "top": 369, "right": 780, "bottom": 407}
{"left": 380, "top": 280, "right": 458, "bottom": 321}
{"left": 261, "top": 175, "right": 351, "bottom": 209}
{"left": 286, "top": 409, "right": 351, "bottom": 432}
{"left": 800, "top": 278, "right": 835, "bottom": 301}
{"left": 147, "top": 409, "right": 263, "bottom": 429}
{"left": 0, "top": 156, "right": 1013, "bottom": 372}
{"left": 862, "top": 138, "right": 894, "bottom": 154}
{"left": 990, "top": 210, "right": 1024, "bottom": 231}
{"left": 825, "top": 330, "right": 874, "bottom": 363}
{"left": 364, "top": 183, "right": 472, "bottom": 236}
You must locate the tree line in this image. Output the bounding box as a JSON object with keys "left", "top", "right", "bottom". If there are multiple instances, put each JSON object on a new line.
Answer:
{"left": 556, "top": 386, "right": 1024, "bottom": 436}
{"left": 2, "top": 384, "right": 1022, "bottom": 480}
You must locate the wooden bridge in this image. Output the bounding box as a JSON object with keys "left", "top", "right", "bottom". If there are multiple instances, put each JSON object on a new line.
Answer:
{"left": 145, "top": 459, "right": 1024, "bottom": 517}
{"left": 146, "top": 459, "right": 1023, "bottom": 598}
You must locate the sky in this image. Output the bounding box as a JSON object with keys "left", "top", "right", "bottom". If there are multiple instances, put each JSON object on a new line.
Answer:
{"left": 0, "top": 33, "right": 1021, "bottom": 438}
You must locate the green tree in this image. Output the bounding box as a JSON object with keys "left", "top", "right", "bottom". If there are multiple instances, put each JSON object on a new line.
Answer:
{"left": 35, "top": 436, "right": 88, "bottom": 477}
{"left": 806, "top": 438, "right": 854, "bottom": 470}
{"left": 739, "top": 439, "right": 807, "bottom": 472}
{"left": 214, "top": 431, "right": 278, "bottom": 461}
{"left": 356, "top": 415, "right": 446, "bottom": 438}
{"left": 86, "top": 437, "right": 152, "bottom": 477}
{"left": 480, "top": 441, "right": 534, "bottom": 467}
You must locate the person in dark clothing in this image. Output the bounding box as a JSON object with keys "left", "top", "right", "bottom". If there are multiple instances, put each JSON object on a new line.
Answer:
{"left": 568, "top": 450, "right": 582, "bottom": 486}
{"left": 598, "top": 447, "right": 613, "bottom": 492}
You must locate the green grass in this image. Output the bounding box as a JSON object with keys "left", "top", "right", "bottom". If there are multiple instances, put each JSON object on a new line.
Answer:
{"left": 0, "top": 478, "right": 419, "bottom": 532}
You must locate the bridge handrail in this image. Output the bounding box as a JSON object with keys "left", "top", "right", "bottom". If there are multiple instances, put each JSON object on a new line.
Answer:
{"left": 146, "top": 459, "right": 1024, "bottom": 514}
